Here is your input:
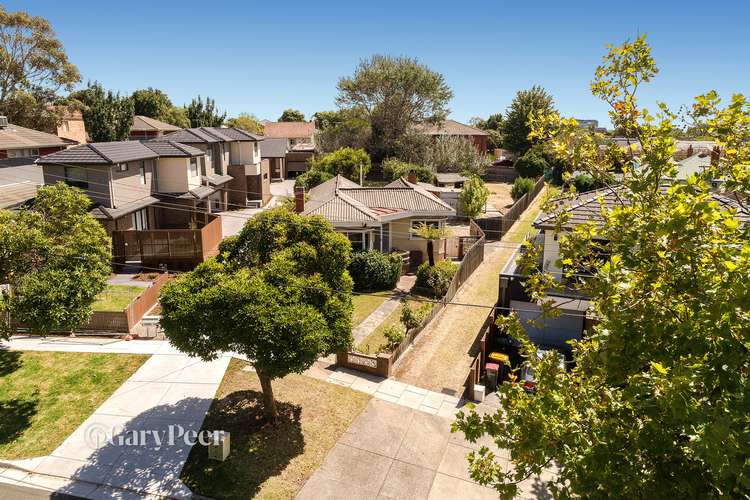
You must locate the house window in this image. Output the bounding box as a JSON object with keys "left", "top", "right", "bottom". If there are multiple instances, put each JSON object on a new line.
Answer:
{"left": 116, "top": 163, "right": 128, "bottom": 172}
{"left": 7, "top": 148, "right": 39, "bottom": 158}
{"left": 410, "top": 220, "right": 443, "bottom": 239}
{"left": 345, "top": 231, "right": 371, "bottom": 250}
{"left": 64, "top": 166, "right": 88, "bottom": 189}
{"left": 139, "top": 161, "right": 146, "bottom": 185}
{"left": 131, "top": 208, "right": 148, "bottom": 230}
{"left": 189, "top": 157, "right": 198, "bottom": 176}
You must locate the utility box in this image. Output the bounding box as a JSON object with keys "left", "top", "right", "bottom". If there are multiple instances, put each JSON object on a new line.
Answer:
{"left": 208, "top": 431, "right": 230, "bottom": 461}
{"left": 473, "top": 384, "right": 485, "bottom": 403}
{"left": 485, "top": 363, "right": 500, "bottom": 391}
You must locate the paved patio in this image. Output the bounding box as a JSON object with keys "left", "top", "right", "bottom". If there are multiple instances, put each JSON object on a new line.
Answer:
{"left": 296, "top": 398, "right": 554, "bottom": 499}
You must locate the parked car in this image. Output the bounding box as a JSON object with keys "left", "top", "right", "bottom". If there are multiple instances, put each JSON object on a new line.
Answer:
{"left": 520, "top": 349, "right": 566, "bottom": 394}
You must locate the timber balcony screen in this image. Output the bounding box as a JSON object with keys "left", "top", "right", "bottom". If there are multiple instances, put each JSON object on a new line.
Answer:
{"left": 112, "top": 213, "right": 222, "bottom": 270}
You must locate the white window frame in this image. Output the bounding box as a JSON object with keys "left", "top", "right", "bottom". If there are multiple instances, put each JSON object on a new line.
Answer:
{"left": 131, "top": 208, "right": 148, "bottom": 230}
{"left": 116, "top": 163, "right": 128, "bottom": 172}
{"left": 409, "top": 219, "right": 444, "bottom": 240}
{"left": 139, "top": 161, "right": 146, "bottom": 185}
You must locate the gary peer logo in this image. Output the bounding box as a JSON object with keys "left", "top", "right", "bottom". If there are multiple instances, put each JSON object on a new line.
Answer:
{"left": 83, "top": 422, "right": 226, "bottom": 450}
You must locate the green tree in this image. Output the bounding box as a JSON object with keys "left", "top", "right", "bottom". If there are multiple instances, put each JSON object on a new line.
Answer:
{"left": 162, "top": 106, "right": 190, "bottom": 128}
{"left": 426, "top": 136, "right": 489, "bottom": 176}
{"left": 502, "top": 85, "right": 555, "bottom": 154}
{"left": 510, "top": 176, "right": 535, "bottom": 201}
{"left": 381, "top": 158, "right": 434, "bottom": 183}
{"left": 455, "top": 35, "right": 750, "bottom": 498}
{"left": 294, "top": 169, "right": 333, "bottom": 190}
{"left": 0, "top": 7, "right": 80, "bottom": 130}
{"left": 459, "top": 176, "right": 489, "bottom": 217}
{"left": 0, "top": 183, "right": 110, "bottom": 339}
{"left": 159, "top": 207, "right": 354, "bottom": 420}
{"left": 472, "top": 113, "right": 504, "bottom": 151}
{"left": 226, "top": 112, "right": 264, "bottom": 134}
{"left": 410, "top": 222, "right": 451, "bottom": 266}
{"left": 70, "top": 81, "right": 133, "bottom": 142}
{"left": 278, "top": 108, "right": 305, "bottom": 122}
{"left": 309, "top": 147, "right": 371, "bottom": 183}
{"left": 314, "top": 108, "right": 372, "bottom": 153}
{"left": 337, "top": 55, "right": 453, "bottom": 161}
{"left": 514, "top": 145, "right": 548, "bottom": 178}
{"left": 185, "top": 95, "right": 226, "bottom": 127}
{"left": 131, "top": 87, "right": 172, "bottom": 120}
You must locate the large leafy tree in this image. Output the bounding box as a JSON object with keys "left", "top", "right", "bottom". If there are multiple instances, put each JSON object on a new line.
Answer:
{"left": 185, "top": 95, "right": 226, "bottom": 128}
{"left": 159, "top": 207, "right": 354, "bottom": 420}
{"left": 313, "top": 108, "right": 371, "bottom": 153}
{"left": 471, "top": 113, "right": 504, "bottom": 151}
{"left": 0, "top": 6, "right": 80, "bottom": 130}
{"left": 70, "top": 81, "right": 134, "bottom": 142}
{"left": 308, "top": 147, "right": 371, "bottom": 183}
{"left": 455, "top": 35, "right": 750, "bottom": 498}
{"left": 337, "top": 55, "right": 453, "bottom": 161}
{"left": 502, "top": 85, "right": 555, "bottom": 154}
{"left": 426, "top": 135, "right": 489, "bottom": 177}
{"left": 459, "top": 176, "right": 489, "bottom": 218}
{"left": 0, "top": 183, "right": 110, "bottom": 339}
{"left": 278, "top": 108, "right": 305, "bottom": 122}
{"left": 226, "top": 112, "right": 264, "bottom": 134}
{"left": 131, "top": 87, "right": 172, "bottom": 120}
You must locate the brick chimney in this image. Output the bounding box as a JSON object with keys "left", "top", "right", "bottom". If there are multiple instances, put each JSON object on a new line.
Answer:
{"left": 294, "top": 186, "right": 305, "bottom": 213}
{"left": 407, "top": 170, "right": 417, "bottom": 184}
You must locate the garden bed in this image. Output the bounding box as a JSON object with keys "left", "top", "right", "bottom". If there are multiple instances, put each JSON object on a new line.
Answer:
{"left": 0, "top": 351, "right": 148, "bottom": 459}
{"left": 180, "top": 358, "right": 370, "bottom": 499}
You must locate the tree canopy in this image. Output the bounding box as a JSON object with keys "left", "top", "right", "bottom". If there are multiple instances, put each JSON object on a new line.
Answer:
{"left": 308, "top": 147, "right": 371, "bottom": 183}
{"left": 336, "top": 55, "right": 453, "bottom": 161}
{"left": 185, "top": 95, "right": 226, "bottom": 128}
{"left": 0, "top": 183, "right": 111, "bottom": 339}
{"left": 159, "top": 207, "right": 354, "bottom": 420}
{"left": 502, "top": 85, "right": 555, "bottom": 154}
{"left": 0, "top": 6, "right": 80, "bottom": 130}
{"left": 454, "top": 35, "right": 750, "bottom": 498}
{"left": 471, "top": 113, "right": 504, "bottom": 151}
{"left": 459, "top": 176, "right": 489, "bottom": 218}
{"left": 278, "top": 108, "right": 305, "bottom": 122}
{"left": 131, "top": 87, "right": 171, "bottom": 120}
{"left": 226, "top": 112, "right": 264, "bottom": 134}
{"left": 313, "top": 108, "right": 371, "bottom": 153}
{"left": 70, "top": 81, "right": 134, "bottom": 142}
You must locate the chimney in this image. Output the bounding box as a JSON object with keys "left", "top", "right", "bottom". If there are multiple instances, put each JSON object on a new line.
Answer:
{"left": 686, "top": 144, "right": 694, "bottom": 158}
{"left": 294, "top": 186, "right": 305, "bottom": 213}
{"left": 407, "top": 170, "right": 417, "bottom": 184}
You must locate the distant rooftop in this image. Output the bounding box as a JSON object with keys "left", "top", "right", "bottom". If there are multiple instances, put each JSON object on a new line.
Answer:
{"left": 0, "top": 122, "right": 75, "bottom": 151}
{"left": 130, "top": 115, "right": 181, "bottom": 133}
{"left": 415, "top": 119, "right": 488, "bottom": 137}
{"left": 263, "top": 121, "right": 315, "bottom": 139}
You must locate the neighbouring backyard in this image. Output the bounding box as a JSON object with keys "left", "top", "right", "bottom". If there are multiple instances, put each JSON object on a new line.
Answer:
{"left": 351, "top": 291, "right": 393, "bottom": 327}
{"left": 391, "top": 189, "right": 547, "bottom": 395}
{"left": 181, "top": 358, "right": 371, "bottom": 500}
{"left": 92, "top": 284, "right": 144, "bottom": 311}
{"left": 0, "top": 350, "right": 148, "bottom": 459}
{"left": 485, "top": 181, "right": 515, "bottom": 212}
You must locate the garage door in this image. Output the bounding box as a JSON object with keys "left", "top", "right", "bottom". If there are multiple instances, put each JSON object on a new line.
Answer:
{"left": 510, "top": 300, "right": 584, "bottom": 349}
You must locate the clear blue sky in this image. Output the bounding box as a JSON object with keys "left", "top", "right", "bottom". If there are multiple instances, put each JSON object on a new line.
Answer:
{"left": 8, "top": 0, "right": 750, "bottom": 127}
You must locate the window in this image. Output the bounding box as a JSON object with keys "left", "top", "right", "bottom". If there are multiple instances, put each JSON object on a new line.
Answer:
{"left": 7, "top": 148, "right": 39, "bottom": 158}
{"left": 139, "top": 161, "right": 146, "bottom": 185}
{"left": 189, "top": 157, "right": 199, "bottom": 176}
{"left": 116, "top": 163, "right": 128, "bottom": 172}
{"left": 64, "top": 166, "right": 88, "bottom": 189}
{"left": 410, "top": 220, "right": 443, "bottom": 239}
{"left": 131, "top": 208, "right": 148, "bottom": 230}
{"left": 344, "top": 231, "right": 371, "bottom": 250}
{"left": 199, "top": 156, "right": 206, "bottom": 176}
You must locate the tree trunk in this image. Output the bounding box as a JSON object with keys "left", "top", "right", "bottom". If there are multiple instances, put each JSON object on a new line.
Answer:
{"left": 257, "top": 371, "right": 278, "bottom": 422}
{"left": 427, "top": 240, "right": 435, "bottom": 266}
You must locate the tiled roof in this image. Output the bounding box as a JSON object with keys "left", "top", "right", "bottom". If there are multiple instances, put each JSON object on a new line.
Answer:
{"left": 143, "top": 140, "right": 204, "bottom": 157}
{"left": 162, "top": 127, "right": 262, "bottom": 144}
{"left": 415, "top": 119, "right": 488, "bottom": 137}
{"left": 162, "top": 128, "right": 221, "bottom": 144}
{"left": 304, "top": 192, "right": 380, "bottom": 224}
{"left": 260, "top": 137, "right": 288, "bottom": 157}
{"left": 263, "top": 121, "right": 315, "bottom": 139}
{"left": 203, "top": 127, "right": 263, "bottom": 141}
{"left": 435, "top": 172, "right": 468, "bottom": 184}
{"left": 674, "top": 153, "right": 711, "bottom": 180}
{"left": 91, "top": 196, "right": 160, "bottom": 219}
{"left": 535, "top": 185, "right": 750, "bottom": 230}
{"left": 203, "top": 174, "right": 233, "bottom": 186}
{"left": 0, "top": 123, "right": 74, "bottom": 150}
{"left": 36, "top": 141, "right": 158, "bottom": 165}
{"left": 131, "top": 115, "right": 181, "bottom": 132}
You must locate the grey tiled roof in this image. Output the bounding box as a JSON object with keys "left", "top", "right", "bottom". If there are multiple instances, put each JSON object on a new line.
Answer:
{"left": 162, "top": 128, "right": 221, "bottom": 144}
{"left": 535, "top": 185, "right": 750, "bottom": 230}
{"left": 304, "top": 192, "right": 379, "bottom": 224}
{"left": 36, "top": 142, "right": 158, "bottom": 165}
{"left": 203, "top": 127, "right": 263, "bottom": 141}
{"left": 203, "top": 174, "right": 233, "bottom": 186}
{"left": 144, "top": 140, "right": 204, "bottom": 157}
{"left": 91, "top": 196, "right": 160, "bottom": 219}
{"left": 162, "top": 127, "right": 262, "bottom": 144}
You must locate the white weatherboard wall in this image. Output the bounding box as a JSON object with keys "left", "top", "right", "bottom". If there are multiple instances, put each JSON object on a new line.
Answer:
{"left": 156, "top": 157, "right": 194, "bottom": 193}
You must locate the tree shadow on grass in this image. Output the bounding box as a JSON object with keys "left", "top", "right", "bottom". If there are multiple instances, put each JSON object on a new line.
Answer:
{"left": 0, "top": 349, "right": 22, "bottom": 377}
{"left": 0, "top": 396, "right": 38, "bottom": 446}
{"left": 180, "top": 389, "right": 305, "bottom": 499}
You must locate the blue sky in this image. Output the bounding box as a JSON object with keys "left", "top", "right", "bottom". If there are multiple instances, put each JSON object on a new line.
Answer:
{"left": 9, "top": 0, "right": 750, "bottom": 127}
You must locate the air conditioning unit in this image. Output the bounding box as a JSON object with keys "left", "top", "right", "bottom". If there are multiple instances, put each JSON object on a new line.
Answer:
{"left": 0, "top": 116, "right": 8, "bottom": 128}
{"left": 208, "top": 431, "right": 230, "bottom": 461}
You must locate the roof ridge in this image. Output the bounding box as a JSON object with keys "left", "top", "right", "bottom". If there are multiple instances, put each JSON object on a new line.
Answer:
{"left": 85, "top": 143, "right": 112, "bottom": 163}
{"left": 336, "top": 190, "right": 379, "bottom": 219}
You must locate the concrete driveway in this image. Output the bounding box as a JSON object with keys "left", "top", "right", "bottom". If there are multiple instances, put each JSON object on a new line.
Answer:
{"left": 296, "top": 398, "right": 553, "bottom": 499}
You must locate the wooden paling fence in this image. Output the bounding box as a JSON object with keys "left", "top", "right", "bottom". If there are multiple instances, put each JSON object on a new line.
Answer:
{"left": 475, "top": 177, "right": 545, "bottom": 241}
{"left": 337, "top": 220, "right": 487, "bottom": 378}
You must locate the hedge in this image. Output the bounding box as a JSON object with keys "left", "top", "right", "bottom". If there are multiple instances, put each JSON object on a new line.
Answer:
{"left": 349, "top": 250, "right": 403, "bottom": 291}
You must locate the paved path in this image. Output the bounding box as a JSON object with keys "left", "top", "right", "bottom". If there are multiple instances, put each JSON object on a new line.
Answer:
{"left": 0, "top": 339, "right": 230, "bottom": 499}
{"left": 391, "top": 191, "right": 546, "bottom": 395}
{"left": 352, "top": 275, "right": 416, "bottom": 345}
{"left": 297, "top": 398, "right": 554, "bottom": 499}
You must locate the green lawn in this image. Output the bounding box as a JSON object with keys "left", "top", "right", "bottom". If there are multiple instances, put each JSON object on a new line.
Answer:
{"left": 181, "top": 358, "right": 370, "bottom": 500}
{"left": 0, "top": 351, "right": 148, "bottom": 459}
{"left": 351, "top": 291, "right": 393, "bottom": 327}
{"left": 92, "top": 285, "right": 144, "bottom": 311}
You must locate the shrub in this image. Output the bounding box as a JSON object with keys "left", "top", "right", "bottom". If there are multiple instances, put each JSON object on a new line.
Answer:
{"left": 400, "top": 301, "right": 432, "bottom": 331}
{"left": 381, "top": 325, "right": 405, "bottom": 352}
{"left": 515, "top": 147, "right": 548, "bottom": 178}
{"left": 295, "top": 168, "right": 333, "bottom": 190}
{"left": 416, "top": 260, "right": 458, "bottom": 297}
{"left": 382, "top": 158, "right": 434, "bottom": 183}
{"left": 572, "top": 173, "right": 596, "bottom": 192}
{"left": 348, "top": 251, "right": 403, "bottom": 291}
{"left": 308, "top": 147, "right": 371, "bottom": 182}
{"left": 511, "top": 176, "right": 535, "bottom": 201}
{"left": 459, "top": 175, "right": 490, "bottom": 218}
